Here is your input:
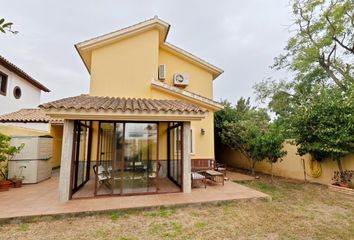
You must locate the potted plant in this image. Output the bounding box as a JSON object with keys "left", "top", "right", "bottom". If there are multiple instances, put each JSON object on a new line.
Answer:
{"left": 10, "top": 175, "right": 25, "bottom": 188}
{"left": 332, "top": 170, "right": 354, "bottom": 188}
{"left": 0, "top": 133, "right": 24, "bottom": 191}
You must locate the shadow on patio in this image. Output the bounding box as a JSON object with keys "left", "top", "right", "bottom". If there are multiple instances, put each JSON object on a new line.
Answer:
{"left": 0, "top": 170, "right": 269, "bottom": 220}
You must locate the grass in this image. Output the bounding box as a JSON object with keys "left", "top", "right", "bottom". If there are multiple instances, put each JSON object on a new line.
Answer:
{"left": 0, "top": 174, "right": 353, "bottom": 240}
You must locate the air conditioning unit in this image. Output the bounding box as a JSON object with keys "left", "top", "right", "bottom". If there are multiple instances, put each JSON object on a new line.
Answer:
{"left": 158, "top": 64, "right": 166, "bottom": 81}
{"left": 173, "top": 73, "right": 189, "bottom": 86}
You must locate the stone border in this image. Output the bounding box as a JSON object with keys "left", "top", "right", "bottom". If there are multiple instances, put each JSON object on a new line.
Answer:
{"left": 328, "top": 184, "right": 354, "bottom": 196}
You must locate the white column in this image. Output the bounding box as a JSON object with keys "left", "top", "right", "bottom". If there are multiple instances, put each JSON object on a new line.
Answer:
{"left": 59, "top": 120, "right": 74, "bottom": 202}
{"left": 182, "top": 121, "right": 191, "bottom": 193}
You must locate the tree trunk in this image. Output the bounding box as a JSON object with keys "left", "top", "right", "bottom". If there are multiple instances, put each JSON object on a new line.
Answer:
{"left": 251, "top": 160, "right": 256, "bottom": 176}
{"left": 270, "top": 162, "right": 273, "bottom": 183}
{"left": 336, "top": 158, "right": 343, "bottom": 173}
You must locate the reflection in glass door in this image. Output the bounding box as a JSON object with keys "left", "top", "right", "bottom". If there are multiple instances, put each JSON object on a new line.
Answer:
{"left": 123, "top": 123, "right": 158, "bottom": 194}
{"left": 72, "top": 121, "right": 91, "bottom": 194}
{"left": 167, "top": 123, "right": 182, "bottom": 187}
{"left": 96, "top": 122, "right": 159, "bottom": 196}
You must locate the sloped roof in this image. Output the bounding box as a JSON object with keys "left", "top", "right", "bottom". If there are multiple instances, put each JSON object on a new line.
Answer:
{"left": 75, "top": 16, "right": 223, "bottom": 79}
{"left": 0, "top": 55, "right": 50, "bottom": 92}
{"left": 0, "top": 108, "right": 63, "bottom": 124}
{"left": 39, "top": 94, "right": 207, "bottom": 114}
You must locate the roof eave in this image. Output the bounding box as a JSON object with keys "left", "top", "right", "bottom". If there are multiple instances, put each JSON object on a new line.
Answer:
{"left": 161, "top": 42, "right": 223, "bottom": 80}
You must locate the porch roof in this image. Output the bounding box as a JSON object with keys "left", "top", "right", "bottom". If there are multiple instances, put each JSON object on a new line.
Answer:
{"left": 0, "top": 108, "right": 63, "bottom": 124}
{"left": 39, "top": 94, "right": 208, "bottom": 121}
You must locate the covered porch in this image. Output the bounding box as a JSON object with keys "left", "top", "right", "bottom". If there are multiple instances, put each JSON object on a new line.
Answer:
{"left": 39, "top": 95, "right": 208, "bottom": 202}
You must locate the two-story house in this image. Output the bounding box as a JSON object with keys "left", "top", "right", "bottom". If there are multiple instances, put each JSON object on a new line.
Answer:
{"left": 40, "top": 17, "right": 223, "bottom": 202}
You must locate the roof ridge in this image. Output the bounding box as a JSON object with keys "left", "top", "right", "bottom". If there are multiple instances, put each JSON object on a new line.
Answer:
{"left": 0, "top": 54, "right": 50, "bottom": 92}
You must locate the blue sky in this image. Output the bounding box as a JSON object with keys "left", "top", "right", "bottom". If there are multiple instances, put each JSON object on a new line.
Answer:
{"left": 1, "top": 0, "right": 292, "bottom": 105}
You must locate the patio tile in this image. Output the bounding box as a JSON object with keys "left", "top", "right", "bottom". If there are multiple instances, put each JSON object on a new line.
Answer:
{"left": 0, "top": 171, "right": 269, "bottom": 220}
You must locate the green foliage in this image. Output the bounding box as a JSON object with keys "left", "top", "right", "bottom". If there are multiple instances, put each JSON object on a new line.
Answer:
{"left": 290, "top": 87, "right": 354, "bottom": 162}
{"left": 0, "top": 18, "right": 17, "bottom": 34}
{"left": 273, "top": 0, "right": 354, "bottom": 91}
{"left": 215, "top": 98, "right": 286, "bottom": 176}
{"left": 0, "top": 132, "right": 24, "bottom": 181}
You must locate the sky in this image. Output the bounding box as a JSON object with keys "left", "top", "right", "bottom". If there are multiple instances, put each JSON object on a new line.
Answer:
{"left": 1, "top": 0, "right": 292, "bottom": 105}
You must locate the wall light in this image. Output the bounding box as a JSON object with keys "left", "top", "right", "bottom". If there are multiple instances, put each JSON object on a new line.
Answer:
{"left": 201, "top": 128, "right": 205, "bottom": 135}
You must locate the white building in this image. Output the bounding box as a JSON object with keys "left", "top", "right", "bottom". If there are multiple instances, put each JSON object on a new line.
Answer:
{"left": 0, "top": 54, "right": 49, "bottom": 115}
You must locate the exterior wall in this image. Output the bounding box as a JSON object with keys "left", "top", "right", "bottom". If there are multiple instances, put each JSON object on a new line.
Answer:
{"left": 218, "top": 142, "right": 354, "bottom": 185}
{"left": 0, "top": 122, "right": 49, "bottom": 132}
{"left": 90, "top": 30, "right": 159, "bottom": 98}
{"left": 50, "top": 125, "right": 63, "bottom": 168}
{"left": 158, "top": 48, "right": 214, "bottom": 98}
{"left": 0, "top": 65, "right": 41, "bottom": 115}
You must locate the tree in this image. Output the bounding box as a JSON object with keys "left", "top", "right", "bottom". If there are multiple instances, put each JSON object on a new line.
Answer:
{"left": 0, "top": 18, "right": 17, "bottom": 34}
{"left": 215, "top": 98, "right": 270, "bottom": 175}
{"left": 290, "top": 87, "right": 354, "bottom": 173}
{"left": 273, "top": 0, "right": 354, "bottom": 92}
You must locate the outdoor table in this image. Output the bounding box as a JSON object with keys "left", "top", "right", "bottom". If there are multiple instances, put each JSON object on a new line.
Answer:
{"left": 204, "top": 170, "right": 224, "bottom": 186}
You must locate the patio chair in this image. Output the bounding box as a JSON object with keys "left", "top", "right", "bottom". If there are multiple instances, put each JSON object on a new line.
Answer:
{"left": 191, "top": 171, "right": 207, "bottom": 188}
{"left": 214, "top": 161, "right": 227, "bottom": 179}
{"left": 93, "top": 165, "right": 111, "bottom": 190}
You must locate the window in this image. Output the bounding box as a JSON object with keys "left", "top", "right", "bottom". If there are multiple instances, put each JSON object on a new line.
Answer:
{"left": 0, "top": 72, "right": 8, "bottom": 96}
{"left": 13, "top": 86, "right": 22, "bottom": 99}
{"left": 190, "top": 127, "right": 195, "bottom": 155}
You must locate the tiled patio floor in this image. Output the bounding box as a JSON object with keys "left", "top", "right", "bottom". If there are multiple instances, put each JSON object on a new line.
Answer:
{"left": 0, "top": 171, "right": 268, "bottom": 220}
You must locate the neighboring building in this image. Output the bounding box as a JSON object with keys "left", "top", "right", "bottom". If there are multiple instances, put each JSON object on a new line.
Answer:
{"left": 40, "top": 17, "right": 223, "bottom": 202}
{"left": 0, "top": 55, "right": 63, "bottom": 169}
{"left": 0, "top": 54, "right": 50, "bottom": 115}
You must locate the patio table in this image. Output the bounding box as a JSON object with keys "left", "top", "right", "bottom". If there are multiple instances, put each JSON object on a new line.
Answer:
{"left": 204, "top": 170, "right": 224, "bottom": 186}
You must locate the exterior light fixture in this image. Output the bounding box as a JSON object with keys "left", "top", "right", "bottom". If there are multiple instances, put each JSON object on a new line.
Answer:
{"left": 201, "top": 128, "right": 205, "bottom": 135}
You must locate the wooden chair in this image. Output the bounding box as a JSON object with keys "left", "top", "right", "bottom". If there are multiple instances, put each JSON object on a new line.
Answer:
{"left": 191, "top": 171, "right": 207, "bottom": 188}
{"left": 93, "top": 164, "right": 111, "bottom": 190}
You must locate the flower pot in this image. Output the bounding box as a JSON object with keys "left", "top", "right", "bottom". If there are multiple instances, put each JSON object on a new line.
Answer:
{"left": 0, "top": 180, "right": 12, "bottom": 191}
{"left": 11, "top": 179, "right": 23, "bottom": 188}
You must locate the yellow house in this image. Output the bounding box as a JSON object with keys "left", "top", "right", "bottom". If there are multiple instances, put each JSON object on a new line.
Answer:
{"left": 40, "top": 17, "right": 223, "bottom": 202}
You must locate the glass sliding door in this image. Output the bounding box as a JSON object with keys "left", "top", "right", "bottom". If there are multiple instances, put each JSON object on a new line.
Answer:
{"left": 95, "top": 122, "right": 159, "bottom": 196}
{"left": 96, "top": 122, "right": 115, "bottom": 195}
{"left": 123, "top": 123, "right": 158, "bottom": 194}
{"left": 113, "top": 123, "right": 124, "bottom": 194}
{"left": 71, "top": 121, "right": 91, "bottom": 194}
{"left": 167, "top": 123, "right": 183, "bottom": 187}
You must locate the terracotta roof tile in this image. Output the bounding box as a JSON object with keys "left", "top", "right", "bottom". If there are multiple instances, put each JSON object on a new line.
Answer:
{"left": 0, "top": 108, "right": 63, "bottom": 124}
{"left": 0, "top": 55, "right": 50, "bottom": 92}
{"left": 39, "top": 94, "right": 207, "bottom": 114}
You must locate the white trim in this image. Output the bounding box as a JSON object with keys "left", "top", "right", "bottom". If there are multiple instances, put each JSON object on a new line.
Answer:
{"left": 151, "top": 79, "right": 224, "bottom": 111}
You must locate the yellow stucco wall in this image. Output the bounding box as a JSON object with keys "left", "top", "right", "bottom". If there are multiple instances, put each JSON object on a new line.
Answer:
{"left": 0, "top": 125, "right": 48, "bottom": 136}
{"left": 50, "top": 125, "right": 63, "bottom": 168}
{"left": 90, "top": 30, "right": 159, "bottom": 98}
{"left": 158, "top": 48, "right": 213, "bottom": 98}
{"left": 87, "top": 28, "right": 218, "bottom": 161}
{"left": 218, "top": 142, "right": 354, "bottom": 185}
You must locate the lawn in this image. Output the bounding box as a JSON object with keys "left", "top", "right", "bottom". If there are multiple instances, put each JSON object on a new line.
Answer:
{"left": 0, "top": 175, "right": 353, "bottom": 240}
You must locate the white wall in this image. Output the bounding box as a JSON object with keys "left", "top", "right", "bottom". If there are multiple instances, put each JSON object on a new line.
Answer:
{"left": 0, "top": 65, "right": 41, "bottom": 115}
